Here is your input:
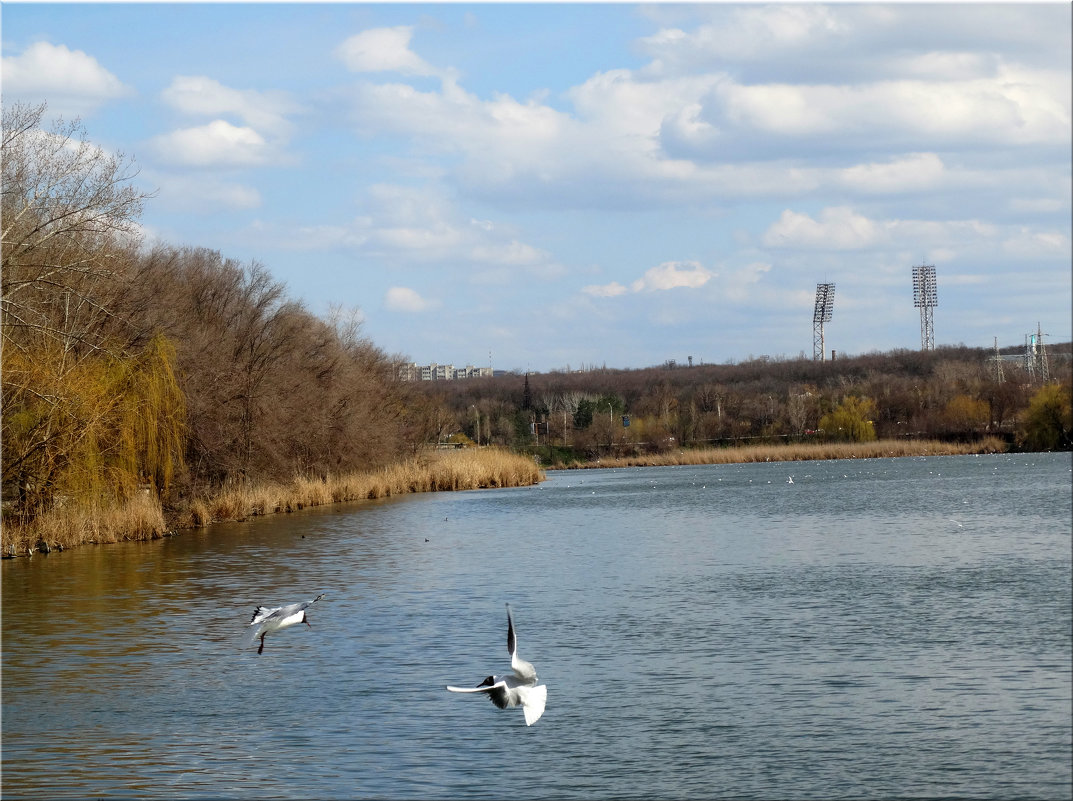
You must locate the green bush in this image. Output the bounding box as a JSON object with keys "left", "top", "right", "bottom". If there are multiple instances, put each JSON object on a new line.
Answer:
{"left": 1019, "top": 383, "right": 1073, "bottom": 451}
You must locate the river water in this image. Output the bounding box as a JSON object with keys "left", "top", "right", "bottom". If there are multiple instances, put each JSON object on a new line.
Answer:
{"left": 2, "top": 452, "right": 1070, "bottom": 800}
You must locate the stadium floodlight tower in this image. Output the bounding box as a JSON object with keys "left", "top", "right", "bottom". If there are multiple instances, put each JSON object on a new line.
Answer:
{"left": 912, "top": 264, "right": 938, "bottom": 351}
{"left": 812, "top": 282, "right": 835, "bottom": 362}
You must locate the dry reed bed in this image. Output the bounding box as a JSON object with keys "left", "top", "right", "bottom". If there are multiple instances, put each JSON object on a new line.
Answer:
{"left": 2, "top": 492, "right": 168, "bottom": 555}
{"left": 563, "top": 437, "right": 1008, "bottom": 470}
{"left": 4, "top": 441, "right": 1006, "bottom": 555}
{"left": 2, "top": 448, "right": 544, "bottom": 556}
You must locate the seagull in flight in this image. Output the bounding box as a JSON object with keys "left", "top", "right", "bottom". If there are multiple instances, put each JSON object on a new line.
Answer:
{"left": 247, "top": 593, "right": 325, "bottom": 654}
{"left": 447, "top": 604, "right": 548, "bottom": 725}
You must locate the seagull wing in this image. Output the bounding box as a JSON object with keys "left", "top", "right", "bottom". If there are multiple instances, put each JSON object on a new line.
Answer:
{"left": 507, "top": 603, "right": 518, "bottom": 658}
{"left": 282, "top": 594, "right": 325, "bottom": 617}
{"left": 445, "top": 680, "right": 511, "bottom": 709}
{"left": 250, "top": 605, "right": 279, "bottom": 626}
{"left": 506, "top": 604, "right": 537, "bottom": 682}
{"left": 518, "top": 684, "right": 547, "bottom": 726}
{"left": 249, "top": 594, "right": 324, "bottom": 627}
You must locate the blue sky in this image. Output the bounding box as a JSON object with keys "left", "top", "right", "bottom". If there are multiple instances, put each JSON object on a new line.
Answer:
{"left": 3, "top": 2, "right": 1070, "bottom": 373}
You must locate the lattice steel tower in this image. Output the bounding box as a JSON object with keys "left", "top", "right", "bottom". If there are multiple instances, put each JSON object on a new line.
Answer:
{"left": 1025, "top": 322, "right": 1050, "bottom": 382}
{"left": 912, "top": 264, "right": 938, "bottom": 351}
{"left": 990, "top": 336, "right": 1005, "bottom": 383}
{"left": 812, "top": 282, "right": 835, "bottom": 361}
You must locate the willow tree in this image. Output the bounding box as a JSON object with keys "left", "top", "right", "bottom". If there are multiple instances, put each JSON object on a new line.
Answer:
{"left": 2, "top": 103, "right": 183, "bottom": 523}
{"left": 2, "top": 332, "right": 185, "bottom": 521}
{"left": 819, "top": 396, "right": 878, "bottom": 442}
{"left": 1019, "top": 383, "right": 1073, "bottom": 451}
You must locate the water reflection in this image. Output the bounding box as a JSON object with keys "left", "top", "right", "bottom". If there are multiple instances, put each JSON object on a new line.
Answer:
{"left": 3, "top": 453, "right": 1071, "bottom": 800}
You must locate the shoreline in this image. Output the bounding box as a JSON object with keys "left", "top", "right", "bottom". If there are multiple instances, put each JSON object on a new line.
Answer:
{"left": 2, "top": 437, "right": 1012, "bottom": 558}
{"left": 540, "top": 436, "right": 1009, "bottom": 470}
{"left": 2, "top": 448, "right": 544, "bottom": 558}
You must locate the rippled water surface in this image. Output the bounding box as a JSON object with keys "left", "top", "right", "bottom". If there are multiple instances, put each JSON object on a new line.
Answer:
{"left": 3, "top": 452, "right": 1071, "bottom": 799}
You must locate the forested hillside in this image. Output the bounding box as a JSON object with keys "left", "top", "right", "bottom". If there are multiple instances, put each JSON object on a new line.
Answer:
{"left": 418, "top": 344, "right": 1072, "bottom": 464}
{"left": 1, "top": 103, "right": 438, "bottom": 534}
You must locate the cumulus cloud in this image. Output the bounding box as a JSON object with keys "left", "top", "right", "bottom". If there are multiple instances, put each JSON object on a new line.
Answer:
{"left": 385, "top": 286, "right": 438, "bottom": 312}
{"left": 333, "top": 12, "right": 1068, "bottom": 214}
{"left": 150, "top": 120, "right": 272, "bottom": 167}
{"left": 1001, "top": 228, "right": 1071, "bottom": 260}
{"left": 336, "top": 26, "right": 449, "bottom": 79}
{"left": 764, "top": 207, "right": 884, "bottom": 250}
{"left": 638, "top": 5, "right": 846, "bottom": 71}
{"left": 161, "top": 76, "right": 300, "bottom": 138}
{"left": 1, "top": 41, "right": 132, "bottom": 116}
{"left": 837, "top": 153, "right": 946, "bottom": 194}
{"left": 638, "top": 4, "right": 1069, "bottom": 80}
{"left": 760, "top": 207, "right": 1064, "bottom": 267}
{"left": 666, "top": 70, "right": 1069, "bottom": 166}
{"left": 584, "top": 261, "right": 714, "bottom": 297}
{"left": 633, "top": 261, "right": 715, "bottom": 291}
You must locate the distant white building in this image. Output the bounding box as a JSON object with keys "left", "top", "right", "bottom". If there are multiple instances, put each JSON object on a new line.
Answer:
{"left": 396, "top": 362, "right": 493, "bottom": 381}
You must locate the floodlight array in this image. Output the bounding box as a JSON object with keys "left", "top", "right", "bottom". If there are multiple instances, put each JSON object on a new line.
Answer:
{"left": 912, "top": 265, "right": 938, "bottom": 308}
{"left": 813, "top": 282, "right": 836, "bottom": 323}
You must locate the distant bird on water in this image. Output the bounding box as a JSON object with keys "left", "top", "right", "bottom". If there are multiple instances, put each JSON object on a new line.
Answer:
{"left": 247, "top": 593, "right": 325, "bottom": 654}
{"left": 447, "top": 604, "right": 547, "bottom": 725}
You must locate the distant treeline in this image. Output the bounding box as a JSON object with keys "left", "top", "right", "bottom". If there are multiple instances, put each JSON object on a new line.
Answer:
{"left": 1, "top": 103, "right": 441, "bottom": 534}
{"left": 419, "top": 344, "right": 1072, "bottom": 465}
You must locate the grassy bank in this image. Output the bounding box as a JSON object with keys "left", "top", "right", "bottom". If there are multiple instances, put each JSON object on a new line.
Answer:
{"left": 547, "top": 437, "right": 1008, "bottom": 470}
{"left": 2, "top": 448, "right": 544, "bottom": 557}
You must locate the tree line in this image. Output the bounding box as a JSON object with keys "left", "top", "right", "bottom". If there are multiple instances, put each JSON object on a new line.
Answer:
{"left": 1, "top": 103, "right": 438, "bottom": 527}
{"left": 418, "top": 344, "right": 1072, "bottom": 463}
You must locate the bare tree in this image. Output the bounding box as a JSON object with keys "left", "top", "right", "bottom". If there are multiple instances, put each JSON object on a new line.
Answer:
{"left": 2, "top": 102, "right": 150, "bottom": 353}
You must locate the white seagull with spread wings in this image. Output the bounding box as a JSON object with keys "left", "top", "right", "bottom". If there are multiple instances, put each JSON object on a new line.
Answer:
{"left": 246, "top": 593, "right": 325, "bottom": 654}
{"left": 447, "top": 604, "right": 547, "bottom": 725}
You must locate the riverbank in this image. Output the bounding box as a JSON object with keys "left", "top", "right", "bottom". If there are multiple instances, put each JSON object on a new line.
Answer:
{"left": 543, "top": 436, "right": 1008, "bottom": 470}
{"left": 1, "top": 448, "right": 545, "bottom": 557}
{"left": 3, "top": 438, "right": 1011, "bottom": 557}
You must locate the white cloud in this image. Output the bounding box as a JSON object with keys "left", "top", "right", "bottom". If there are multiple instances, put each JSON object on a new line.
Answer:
{"left": 699, "top": 70, "right": 1070, "bottom": 147}
{"left": 1, "top": 41, "right": 131, "bottom": 116}
{"left": 161, "top": 76, "right": 300, "bottom": 138}
{"left": 336, "top": 24, "right": 1068, "bottom": 213}
{"left": 150, "top": 120, "right": 272, "bottom": 167}
{"left": 760, "top": 207, "right": 1066, "bottom": 267}
{"left": 638, "top": 5, "right": 846, "bottom": 73}
{"left": 632, "top": 261, "right": 714, "bottom": 292}
{"left": 385, "top": 286, "right": 438, "bottom": 312}
{"left": 1001, "top": 228, "right": 1071, "bottom": 260}
{"left": 637, "top": 5, "right": 1069, "bottom": 79}
{"left": 764, "top": 207, "right": 884, "bottom": 250}
{"left": 336, "top": 27, "right": 447, "bottom": 79}
{"left": 584, "top": 261, "right": 714, "bottom": 297}
{"left": 838, "top": 153, "right": 946, "bottom": 194}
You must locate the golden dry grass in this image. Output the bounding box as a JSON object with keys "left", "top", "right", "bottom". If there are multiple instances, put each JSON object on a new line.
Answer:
{"left": 198, "top": 449, "right": 543, "bottom": 523}
{"left": 2, "top": 492, "right": 167, "bottom": 555}
{"left": 568, "top": 437, "right": 1007, "bottom": 470}
{"left": 2, "top": 448, "right": 544, "bottom": 554}
{"left": 2, "top": 440, "right": 1007, "bottom": 556}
